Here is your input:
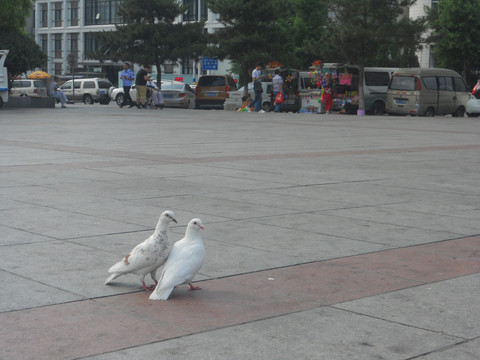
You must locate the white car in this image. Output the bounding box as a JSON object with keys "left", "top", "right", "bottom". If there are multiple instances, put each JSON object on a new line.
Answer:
{"left": 466, "top": 95, "right": 480, "bottom": 117}
{"left": 111, "top": 80, "right": 195, "bottom": 109}
{"left": 10, "top": 79, "right": 48, "bottom": 98}
{"left": 227, "top": 82, "right": 273, "bottom": 111}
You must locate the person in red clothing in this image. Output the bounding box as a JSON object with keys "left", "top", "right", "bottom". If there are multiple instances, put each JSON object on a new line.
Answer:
{"left": 324, "top": 84, "right": 333, "bottom": 114}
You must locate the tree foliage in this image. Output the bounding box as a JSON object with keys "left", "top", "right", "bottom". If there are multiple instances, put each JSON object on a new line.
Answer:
{"left": 0, "top": 0, "right": 48, "bottom": 89}
{"left": 426, "top": 0, "right": 480, "bottom": 82}
{"left": 207, "top": 0, "right": 295, "bottom": 92}
{"left": 0, "top": 0, "right": 34, "bottom": 30}
{"left": 90, "top": 0, "right": 208, "bottom": 86}
{"left": 290, "top": 0, "right": 329, "bottom": 69}
{"left": 321, "top": 0, "right": 426, "bottom": 110}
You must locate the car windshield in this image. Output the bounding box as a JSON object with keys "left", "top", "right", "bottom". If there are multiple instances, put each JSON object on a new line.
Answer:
{"left": 162, "top": 83, "right": 183, "bottom": 91}
{"left": 390, "top": 76, "right": 416, "bottom": 91}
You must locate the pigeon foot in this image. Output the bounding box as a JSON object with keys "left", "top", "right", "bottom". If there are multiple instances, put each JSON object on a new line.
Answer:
{"left": 188, "top": 283, "right": 201, "bottom": 291}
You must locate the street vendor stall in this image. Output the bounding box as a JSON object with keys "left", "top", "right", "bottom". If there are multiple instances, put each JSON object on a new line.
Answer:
{"left": 301, "top": 63, "right": 360, "bottom": 114}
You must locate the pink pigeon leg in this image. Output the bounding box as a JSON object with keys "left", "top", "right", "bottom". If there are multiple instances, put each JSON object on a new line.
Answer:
{"left": 141, "top": 281, "right": 152, "bottom": 291}
{"left": 188, "top": 283, "right": 201, "bottom": 291}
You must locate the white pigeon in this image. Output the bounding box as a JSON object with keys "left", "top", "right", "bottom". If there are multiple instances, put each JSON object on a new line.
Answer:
{"left": 105, "top": 210, "right": 177, "bottom": 291}
{"left": 149, "top": 218, "right": 205, "bottom": 300}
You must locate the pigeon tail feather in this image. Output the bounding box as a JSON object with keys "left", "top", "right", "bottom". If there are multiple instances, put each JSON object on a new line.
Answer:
{"left": 105, "top": 273, "right": 120, "bottom": 285}
{"left": 149, "top": 286, "right": 174, "bottom": 300}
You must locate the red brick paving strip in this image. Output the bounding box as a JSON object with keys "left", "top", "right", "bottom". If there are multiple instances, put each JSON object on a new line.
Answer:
{"left": 1, "top": 236, "right": 479, "bottom": 360}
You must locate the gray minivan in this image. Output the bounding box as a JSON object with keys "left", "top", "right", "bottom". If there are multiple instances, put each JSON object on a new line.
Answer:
{"left": 386, "top": 68, "right": 469, "bottom": 117}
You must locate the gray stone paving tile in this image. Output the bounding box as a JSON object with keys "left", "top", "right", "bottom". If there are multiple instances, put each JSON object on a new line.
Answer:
{"left": 82, "top": 307, "right": 461, "bottom": 360}
{"left": 252, "top": 212, "right": 459, "bottom": 247}
{"left": 0, "top": 204, "right": 146, "bottom": 240}
{"left": 336, "top": 273, "right": 480, "bottom": 339}
{"left": 415, "top": 338, "right": 480, "bottom": 360}
{"left": 321, "top": 206, "right": 480, "bottom": 236}
{"left": 0, "top": 270, "right": 82, "bottom": 312}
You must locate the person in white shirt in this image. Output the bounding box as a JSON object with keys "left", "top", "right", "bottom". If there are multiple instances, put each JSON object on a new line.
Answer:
{"left": 248, "top": 63, "right": 264, "bottom": 112}
{"left": 147, "top": 77, "right": 164, "bottom": 109}
{"left": 272, "top": 69, "right": 284, "bottom": 112}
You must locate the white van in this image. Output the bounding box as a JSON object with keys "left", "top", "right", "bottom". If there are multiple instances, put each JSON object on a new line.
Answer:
{"left": 300, "top": 65, "right": 397, "bottom": 115}
{"left": 0, "top": 50, "right": 9, "bottom": 108}
{"left": 386, "top": 68, "right": 469, "bottom": 117}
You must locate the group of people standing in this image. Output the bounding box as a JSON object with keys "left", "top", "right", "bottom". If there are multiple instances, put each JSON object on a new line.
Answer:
{"left": 119, "top": 63, "right": 164, "bottom": 109}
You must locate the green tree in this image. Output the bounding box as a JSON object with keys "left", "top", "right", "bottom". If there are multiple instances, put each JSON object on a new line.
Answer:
{"left": 0, "top": 0, "right": 34, "bottom": 30}
{"left": 426, "top": 0, "right": 480, "bottom": 82}
{"left": 291, "top": 0, "right": 329, "bottom": 69}
{"left": 0, "top": 29, "right": 48, "bottom": 83}
{"left": 207, "top": 0, "right": 296, "bottom": 94}
{"left": 0, "top": 0, "right": 48, "bottom": 90}
{"left": 90, "top": 0, "right": 207, "bottom": 86}
{"left": 322, "top": 0, "right": 425, "bottom": 112}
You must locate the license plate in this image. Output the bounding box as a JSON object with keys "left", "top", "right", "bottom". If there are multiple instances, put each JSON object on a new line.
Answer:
{"left": 163, "top": 94, "right": 173, "bottom": 98}
{"left": 395, "top": 99, "right": 406, "bottom": 105}
{"left": 206, "top": 92, "right": 217, "bottom": 97}
{"left": 99, "top": 90, "right": 106, "bottom": 94}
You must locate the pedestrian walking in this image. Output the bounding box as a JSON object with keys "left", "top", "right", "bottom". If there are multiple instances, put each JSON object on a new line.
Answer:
{"left": 119, "top": 62, "right": 134, "bottom": 108}
{"left": 135, "top": 65, "right": 150, "bottom": 109}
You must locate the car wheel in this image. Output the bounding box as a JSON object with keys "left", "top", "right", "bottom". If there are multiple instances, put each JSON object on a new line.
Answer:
{"left": 372, "top": 101, "right": 385, "bottom": 115}
{"left": 195, "top": 101, "right": 201, "bottom": 109}
{"left": 453, "top": 107, "right": 465, "bottom": 117}
{"left": 424, "top": 107, "right": 435, "bottom": 117}
{"left": 262, "top": 102, "right": 271, "bottom": 112}
{"left": 0, "top": 97, "right": 3, "bottom": 108}
{"left": 115, "top": 94, "right": 124, "bottom": 107}
{"left": 100, "top": 99, "right": 110, "bottom": 105}
{"left": 83, "top": 94, "right": 93, "bottom": 105}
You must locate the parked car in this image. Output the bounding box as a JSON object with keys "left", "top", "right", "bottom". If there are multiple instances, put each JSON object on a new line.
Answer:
{"left": 228, "top": 82, "right": 273, "bottom": 112}
{"left": 160, "top": 81, "right": 195, "bottom": 108}
{"left": 386, "top": 68, "right": 469, "bottom": 117}
{"left": 195, "top": 74, "right": 237, "bottom": 109}
{"left": 111, "top": 80, "right": 195, "bottom": 108}
{"left": 466, "top": 95, "right": 480, "bottom": 117}
{"left": 60, "top": 78, "right": 112, "bottom": 104}
{"left": 10, "top": 79, "right": 47, "bottom": 98}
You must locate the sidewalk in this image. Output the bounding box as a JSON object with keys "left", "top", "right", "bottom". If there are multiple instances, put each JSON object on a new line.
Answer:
{"left": 0, "top": 105, "right": 479, "bottom": 359}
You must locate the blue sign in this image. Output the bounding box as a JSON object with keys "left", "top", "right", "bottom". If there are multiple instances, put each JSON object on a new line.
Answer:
{"left": 202, "top": 57, "right": 218, "bottom": 70}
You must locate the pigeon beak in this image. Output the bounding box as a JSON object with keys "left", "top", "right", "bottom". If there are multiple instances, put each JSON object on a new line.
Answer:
{"left": 200, "top": 225, "right": 205, "bottom": 230}
{"left": 172, "top": 217, "right": 178, "bottom": 224}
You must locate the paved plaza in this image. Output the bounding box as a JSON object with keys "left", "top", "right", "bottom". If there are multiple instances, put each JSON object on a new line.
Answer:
{"left": 0, "top": 104, "right": 479, "bottom": 359}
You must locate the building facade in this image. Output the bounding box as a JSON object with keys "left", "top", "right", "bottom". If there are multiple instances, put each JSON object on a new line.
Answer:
{"left": 33, "top": 0, "right": 231, "bottom": 84}
{"left": 409, "top": 0, "right": 439, "bottom": 68}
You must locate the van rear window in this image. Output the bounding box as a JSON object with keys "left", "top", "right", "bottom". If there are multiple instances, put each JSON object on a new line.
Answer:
{"left": 389, "top": 76, "right": 416, "bottom": 91}
{"left": 198, "top": 76, "right": 225, "bottom": 87}
{"left": 365, "top": 71, "right": 390, "bottom": 86}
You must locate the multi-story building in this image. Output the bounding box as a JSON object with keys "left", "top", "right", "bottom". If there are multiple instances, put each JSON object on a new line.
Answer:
{"left": 33, "top": 0, "right": 230, "bottom": 84}
{"left": 408, "top": 0, "right": 439, "bottom": 68}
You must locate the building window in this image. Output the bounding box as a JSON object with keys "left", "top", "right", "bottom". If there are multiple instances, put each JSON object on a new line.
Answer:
{"left": 181, "top": 58, "right": 193, "bottom": 74}
{"left": 40, "top": 34, "right": 48, "bottom": 54}
{"left": 200, "top": 0, "right": 208, "bottom": 21}
{"left": 431, "top": 0, "right": 439, "bottom": 10}
{"left": 84, "top": 32, "right": 98, "bottom": 53}
{"left": 54, "top": 62, "right": 63, "bottom": 75}
{"left": 164, "top": 64, "right": 174, "bottom": 74}
{"left": 69, "top": 33, "right": 79, "bottom": 53}
{"left": 183, "top": 0, "right": 197, "bottom": 22}
{"left": 54, "top": 34, "right": 62, "bottom": 58}
{"left": 85, "top": 0, "right": 123, "bottom": 25}
{"left": 70, "top": 1, "right": 79, "bottom": 26}
{"left": 40, "top": 3, "right": 48, "bottom": 27}
{"left": 54, "top": 2, "right": 63, "bottom": 27}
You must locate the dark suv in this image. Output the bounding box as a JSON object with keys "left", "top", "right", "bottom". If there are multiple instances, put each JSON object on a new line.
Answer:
{"left": 195, "top": 75, "right": 237, "bottom": 109}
